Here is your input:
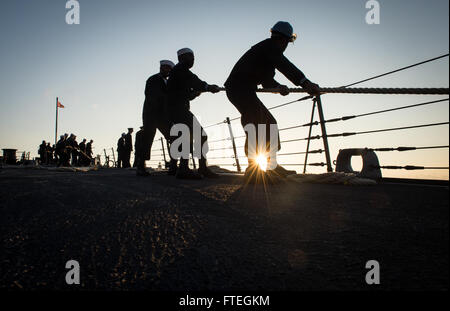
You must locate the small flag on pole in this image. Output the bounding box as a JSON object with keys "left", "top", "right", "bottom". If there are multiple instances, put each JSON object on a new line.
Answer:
{"left": 57, "top": 100, "right": 65, "bottom": 108}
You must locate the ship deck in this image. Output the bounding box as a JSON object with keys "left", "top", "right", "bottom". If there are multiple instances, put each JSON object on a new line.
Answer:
{"left": 0, "top": 167, "right": 448, "bottom": 290}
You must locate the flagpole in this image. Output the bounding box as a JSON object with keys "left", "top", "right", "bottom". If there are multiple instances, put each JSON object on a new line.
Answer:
{"left": 55, "top": 97, "right": 58, "bottom": 145}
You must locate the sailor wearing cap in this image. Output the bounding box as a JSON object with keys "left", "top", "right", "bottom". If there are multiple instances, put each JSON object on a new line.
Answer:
{"left": 160, "top": 60, "right": 175, "bottom": 69}
{"left": 117, "top": 133, "right": 126, "bottom": 168}
{"left": 55, "top": 135, "right": 67, "bottom": 166}
{"left": 224, "top": 21, "right": 321, "bottom": 184}
{"left": 122, "top": 128, "right": 134, "bottom": 168}
{"left": 137, "top": 60, "right": 178, "bottom": 176}
{"left": 166, "top": 47, "right": 221, "bottom": 179}
{"left": 134, "top": 126, "right": 147, "bottom": 175}
{"left": 86, "top": 139, "right": 94, "bottom": 163}
{"left": 66, "top": 133, "right": 79, "bottom": 166}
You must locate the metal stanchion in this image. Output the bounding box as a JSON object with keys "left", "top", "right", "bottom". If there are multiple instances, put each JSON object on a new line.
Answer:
{"left": 191, "top": 154, "right": 196, "bottom": 169}
{"left": 161, "top": 137, "right": 167, "bottom": 163}
{"left": 303, "top": 98, "right": 317, "bottom": 173}
{"left": 316, "top": 96, "right": 333, "bottom": 172}
{"left": 103, "top": 149, "right": 109, "bottom": 168}
{"left": 226, "top": 117, "right": 241, "bottom": 172}
{"left": 111, "top": 148, "right": 116, "bottom": 166}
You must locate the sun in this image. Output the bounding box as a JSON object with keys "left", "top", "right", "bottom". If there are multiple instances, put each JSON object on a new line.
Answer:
{"left": 255, "top": 154, "right": 268, "bottom": 171}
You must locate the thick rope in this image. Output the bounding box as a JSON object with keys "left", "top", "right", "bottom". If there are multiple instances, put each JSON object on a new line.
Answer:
{"left": 219, "top": 87, "right": 449, "bottom": 95}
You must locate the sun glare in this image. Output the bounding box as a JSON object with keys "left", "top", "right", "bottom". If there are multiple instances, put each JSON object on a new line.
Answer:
{"left": 255, "top": 154, "right": 268, "bottom": 171}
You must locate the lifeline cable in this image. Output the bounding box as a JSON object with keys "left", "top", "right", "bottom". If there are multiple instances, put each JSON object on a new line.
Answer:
{"left": 339, "top": 54, "right": 449, "bottom": 88}
{"left": 375, "top": 165, "right": 450, "bottom": 170}
{"left": 279, "top": 122, "right": 450, "bottom": 142}
{"left": 368, "top": 145, "right": 449, "bottom": 152}
{"left": 296, "top": 98, "right": 449, "bottom": 129}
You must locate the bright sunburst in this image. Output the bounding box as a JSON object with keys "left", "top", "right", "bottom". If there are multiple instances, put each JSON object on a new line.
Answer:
{"left": 255, "top": 154, "right": 268, "bottom": 171}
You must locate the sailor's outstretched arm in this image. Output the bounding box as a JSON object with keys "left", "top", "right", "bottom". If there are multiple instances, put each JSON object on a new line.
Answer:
{"left": 276, "top": 55, "right": 321, "bottom": 96}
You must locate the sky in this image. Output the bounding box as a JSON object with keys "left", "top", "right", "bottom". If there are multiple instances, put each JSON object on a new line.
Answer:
{"left": 0, "top": 0, "right": 448, "bottom": 180}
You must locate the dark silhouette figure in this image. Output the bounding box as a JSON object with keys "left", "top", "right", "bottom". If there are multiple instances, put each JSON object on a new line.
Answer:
{"left": 123, "top": 128, "right": 133, "bottom": 168}
{"left": 78, "top": 138, "right": 87, "bottom": 166}
{"left": 117, "top": 133, "right": 126, "bottom": 168}
{"left": 66, "top": 134, "right": 79, "bottom": 166}
{"left": 55, "top": 134, "right": 70, "bottom": 167}
{"left": 86, "top": 140, "right": 94, "bottom": 165}
{"left": 38, "top": 141, "right": 47, "bottom": 165}
{"left": 134, "top": 126, "right": 149, "bottom": 175}
{"left": 167, "top": 48, "right": 220, "bottom": 179}
{"left": 136, "top": 60, "right": 178, "bottom": 176}
{"left": 45, "top": 143, "right": 53, "bottom": 165}
{"left": 224, "top": 21, "right": 321, "bottom": 182}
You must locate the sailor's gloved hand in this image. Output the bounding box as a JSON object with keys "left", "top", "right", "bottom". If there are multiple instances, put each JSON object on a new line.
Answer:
{"left": 302, "top": 80, "right": 321, "bottom": 96}
{"left": 278, "top": 85, "right": 290, "bottom": 96}
{"left": 207, "top": 84, "right": 221, "bottom": 93}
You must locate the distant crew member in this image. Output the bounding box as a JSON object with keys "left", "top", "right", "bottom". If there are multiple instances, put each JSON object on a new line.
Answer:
{"left": 68, "top": 134, "right": 79, "bottom": 166}
{"left": 167, "top": 48, "right": 221, "bottom": 179}
{"left": 78, "top": 138, "right": 87, "bottom": 166}
{"left": 225, "top": 21, "right": 321, "bottom": 183}
{"left": 117, "top": 133, "right": 126, "bottom": 168}
{"left": 134, "top": 126, "right": 149, "bottom": 176}
{"left": 46, "top": 142, "right": 53, "bottom": 165}
{"left": 123, "top": 128, "right": 133, "bottom": 168}
{"left": 137, "top": 60, "right": 178, "bottom": 177}
{"left": 56, "top": 135, "right": 69, "bottom": 166}
{"left": 86, "top": 139, "right": 94, "bottom": 165}
{"left": 38, "top": 141, "right": 47, "bottom": 165}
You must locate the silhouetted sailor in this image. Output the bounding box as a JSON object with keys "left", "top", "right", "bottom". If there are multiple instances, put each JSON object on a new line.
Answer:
{"left": 167, "top": 48, "right": 221, "bottom": 179}
{"left": 117, "top": 133, "right": 126, "bottom": 168}
{"left": 137, "top": 60, "right": 178, "bottom": 176}
{"left": 38, "top": 141, "right": 47, "bottom": 165}
{"left": 225, "top": 21, "right": 321, "bottom": 183}
{"left": 46, "top": 142, "right": 53, "bottom": 165}
{"left": 56, "top": 135, "right": 69, "bottom": 167}
{"left": 123, "top": 128, "right": 133, "bottom": 168}
{"left": 134, "top": 126, "right": 150, "bottom": 176}
{"left": 67, "top": 134, "right": 79, "bottom": 166}
{"left": 79, "top": 139, "right": 87, "bottom": 166}
{"left": 86, "top": 140, "right": 93, "bottom": 165}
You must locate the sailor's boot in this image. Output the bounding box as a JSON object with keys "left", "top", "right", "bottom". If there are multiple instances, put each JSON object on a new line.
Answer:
{"left": 167, "top": 159, "right": 178, "bottom": 176}
{"left": 176, "top": 159, "right": 203, "bottom": 180}
{"left": 244, "top": 159, "right": 264, "bottom": 184}
{"left": 136, "top": 157, "right": 150, "bottom": 176}
{"left": 198, "top": 158, "right": 219, "bottom": 178}
{"left": 271, "top": 164, "right": 297, "bottom": 178}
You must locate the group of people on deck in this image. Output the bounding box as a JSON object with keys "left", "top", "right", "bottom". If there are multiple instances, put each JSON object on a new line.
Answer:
{"left": 136, "top": 21, "right": 320, "bottom": 183}
{"left": 39, "top": 134, "right": 94, "bottom": 167}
